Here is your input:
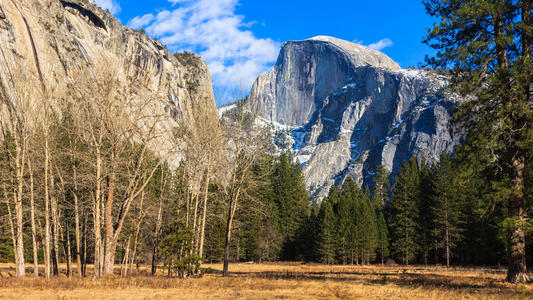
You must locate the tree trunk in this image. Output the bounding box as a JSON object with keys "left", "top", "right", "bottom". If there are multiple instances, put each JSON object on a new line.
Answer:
{"left": 494, "top": 11, "right": 509, "bottom": 70}
{"left": 73, "top": 166, "right": 82, "bottom": 278}
{"left": 223, "top": 187, "right": 241, "bottom": 277}
{"left": 198, "top": 168, "right": 210, "bottom": 258}
{"left": 50, "top": 173, "right": 60, "bottom": 276}
{"left": 28, "top": 159, "right": 39, "bottom": 277}
{"left": 152, "top": 189, "right": 164, "bottom": 276}
{"left": 60, "top": 222, "right": 72, "bottom": 277}
{"left": 130, "top": 229, "right": 140, "bottom": 274}
{"left": 51, "top": 241, "right": 58, "bottom": 276}
{"left": 14, "top": 143, "right": 25, "bottom": 278}
{"left": 66, "top": 226, "right": 72, "bottom": 277}
{"left": 496, "top": 4, "right": 529, "bottom": 283}
{"left": 505, "top": 155, "right": 529, "bottom": 283}
{"left": 93, "top": 150, "right": 103, "bottom": 278}
{"left": 100, "top": 157, "right": 160, "bottom": 277}
{"left": 222, "top": 214, "right": 233, "bottom": 277}
{"left": 121, "top": 236, "right": 131, "bottom": 278}
{"left": 185, "top": 189, "right": 191, "bottom": 228}
{"left": 151, "top": 246, "right": 157, "bottom": 276}
{"left": 103, "top": 163, "right": 117, "bottom": 276}
{"left": 104, "top": 241, "right": 117, "bottom": 277}
{"left": 82, "top": 214, "right": 88, "bottom": 277}
{"left": 130, "top": 192, "right": 144, "bottom": 274}
{"left": 3, "top": 184, "right": 18, "bottom": 276}
{"left": 192, "top": 191, "right": 199, "bottom": 233}
{"left": 44, "top": 134, "right": 51, "bottom": 279}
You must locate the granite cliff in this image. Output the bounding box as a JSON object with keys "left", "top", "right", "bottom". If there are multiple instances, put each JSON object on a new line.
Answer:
{"left": 0, "top": 0, "right": 217, "bottom": 163}
{"left": 244, "top": 36, "right": 461, "bottom": 198}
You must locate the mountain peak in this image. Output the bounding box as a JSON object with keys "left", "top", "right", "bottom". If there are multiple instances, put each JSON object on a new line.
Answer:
{"left": 305, "top": 36, "right": 401, "bottom": 70}
{"left": 246, "top": 35, "right": 458, "bottom": 199}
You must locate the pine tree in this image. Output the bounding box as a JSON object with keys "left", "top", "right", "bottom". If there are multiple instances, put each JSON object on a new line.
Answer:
{"left": 424, "top": 0, "right": 532, "bottom": 283}
{"left": 336, "top": 183, "right": 354, "bottom": 264}
{"left": 390, "top": 158, "right": 420, "bottom": 264}
{"left": 432, "top": 152, "right": 464, "bottom": 267}
{"left": 372, "top": 165, "right": 391, "bottom": 264}
{"left": 341, "top": 177, "right": 361, "bottom": 264}
{"left": 450, "top": 143, "right": 508, "bottom": 266}
{"left": 376, "top": 210, "right": 389, "bottom": 265}
{"left": 317, "top": 200, "right": 336, "bottom": 264}
{"left": 327, "top": 185, "right": 342, "bottom": 208}
{"left": 360, "top": 187, "right": 378, "bottom": 264}
{"left": 417, "top": 154, "right": 434, "bottom": 265}
{"left": 373, "top": 165, "right": 390, "bottom": 209}
{"left": 271, "top": 151, "right": 309, "bottom": 260}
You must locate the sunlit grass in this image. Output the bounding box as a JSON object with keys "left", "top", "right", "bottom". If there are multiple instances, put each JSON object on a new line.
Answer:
{"left": 0, "top": 262, "right": 531, "bottom": 299}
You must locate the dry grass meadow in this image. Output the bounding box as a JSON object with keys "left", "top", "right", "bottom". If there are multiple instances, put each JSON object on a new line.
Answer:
{"left": 0, "top": 262, "right": 532, "bottom": 299}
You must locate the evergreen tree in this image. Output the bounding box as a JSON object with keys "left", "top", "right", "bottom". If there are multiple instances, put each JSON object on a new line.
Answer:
{"left": 417, "top": 154, "right": 434, "bottom": 265}
{"left": 424, "top": 0, "right": 532, "bottom": 283}
{"left": 328, "top": 185, "right": 342, "bottom": 208}
{"left": 271, "top": 151, "right": 309, "bottom": 260}
{"left": 159, "top": 221, "right": 200, "bottom": 278}
{"left": 371, "top": 166, "right": 391, "bottom": 264}
{"left": 360, "top": 187, "right": 378, "bottom": 264}
{"left": 316, "top": 200, "right": 336, "bottom": 264}
{"left": 372, "top": 165, "right": 391, "bottom": 209}
{"left": 450, "top": 144, "right": 507, "bottom": 266}
{"left": 376, "top": 210, "right": 389, "bottom": 265}
{"left": 336, "top": 183, "right": 354, "bottom": 264}
{"left": 342, "top": 177, "right": 361, "bottom": 264}
{"left": 237, "top": 155, "right": 280, "bottom": 262}
{"left": 390, "top": 157, "right": 420, "bottom": 264}
{"left": 431, "top": 152, "right": 464, "bottom": 267}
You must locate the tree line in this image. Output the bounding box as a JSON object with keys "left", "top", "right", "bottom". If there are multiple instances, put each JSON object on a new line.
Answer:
{"left": 311, "top": 152, "right": 532, "bottom": 269}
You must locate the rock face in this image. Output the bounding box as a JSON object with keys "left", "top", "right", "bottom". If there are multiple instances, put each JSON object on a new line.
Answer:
{"left": 0, "top": 0, "right": 217, "bottom": 163}
{"left": 245, "top": 36, "right": 460, "bottom": 199}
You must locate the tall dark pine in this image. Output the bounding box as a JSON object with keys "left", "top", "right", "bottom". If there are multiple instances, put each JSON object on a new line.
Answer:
{"left": 390, "top": 158, "right": 420, "bottom": 265}
{"left": 316, "top": 200, "right": 336, "bottom": 264}
{"left": 431, "top": 152, "right": 464, "bottom": 267}
{"left": 372, "top": 166, "right": 391, "bottom": 265}
{"left": 336, "top": 185, "right": 354, "bottom": 264}
{"left": 271, "top": 151, "right": 310, "bottom": 260}
{"left": 376, "top": 211, "right": 389, "bottom": 265}
{"left": 417, "top": 154, "right": 434, "bottom": 265}
{"left": 424, "top": 0, "right": 532, "bottom": 283}
{"left": 360, "top": 187, "right": 378, "bottom": 264}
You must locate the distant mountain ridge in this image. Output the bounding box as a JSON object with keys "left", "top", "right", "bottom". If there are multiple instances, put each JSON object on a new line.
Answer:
{"left": 243, "top": 36, "right": 461, "bottom": 199}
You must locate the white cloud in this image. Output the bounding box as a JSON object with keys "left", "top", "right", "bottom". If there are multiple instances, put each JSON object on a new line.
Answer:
{"left": 366, "top": 38, "right": 393, "bottom": 51}
{"left": 127, "top": 0, "right": 279, "bottom": 94}
{"left": 90, "top": 0, "right": 121, "bottom": 14}
{"left": 128, "top": 14, "right": 155, "bottom": 29}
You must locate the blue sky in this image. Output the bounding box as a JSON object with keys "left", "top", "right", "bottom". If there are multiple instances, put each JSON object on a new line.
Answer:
{"left": 92, "top": 0, "right": 437, "bottom": 105}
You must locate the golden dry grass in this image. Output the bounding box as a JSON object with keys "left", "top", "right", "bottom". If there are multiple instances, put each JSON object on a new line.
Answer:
{"left": 0, "top": 262, "right": 531, "bottom": 299}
